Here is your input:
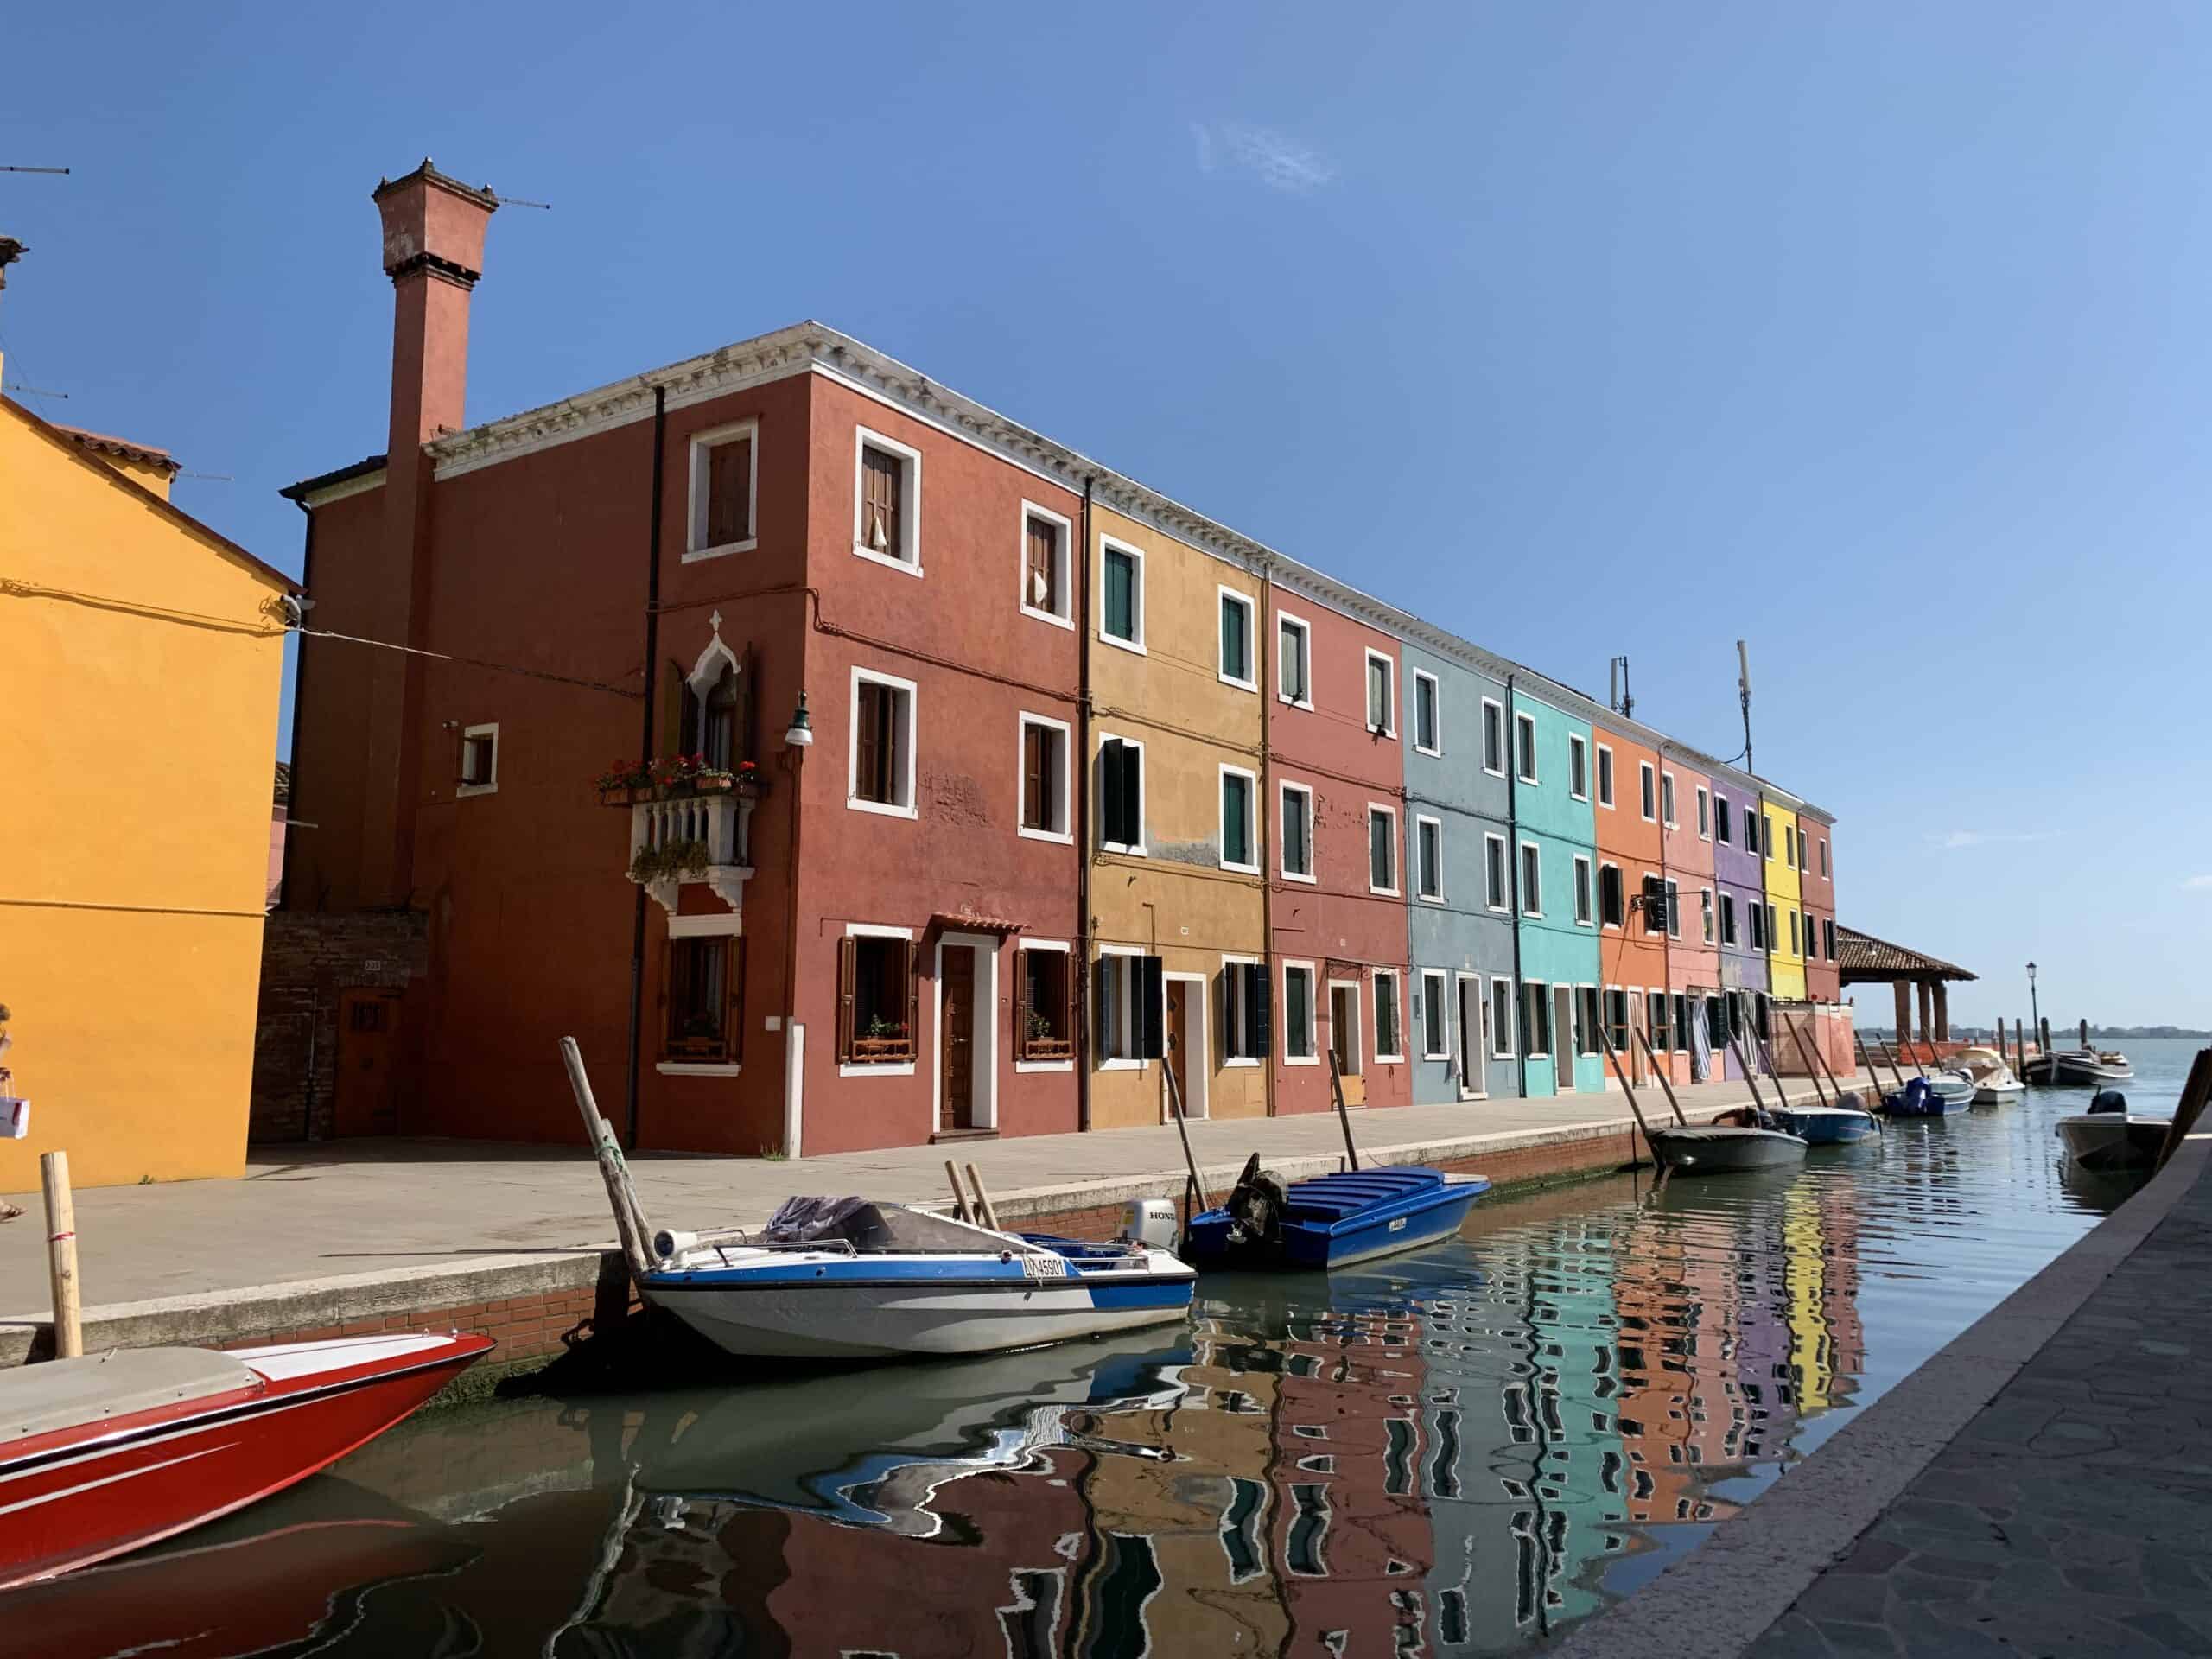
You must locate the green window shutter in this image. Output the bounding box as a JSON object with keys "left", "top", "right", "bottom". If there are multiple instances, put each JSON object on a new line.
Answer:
{"left": 1104, "top": 550, "right": 1135, "bottom": 640}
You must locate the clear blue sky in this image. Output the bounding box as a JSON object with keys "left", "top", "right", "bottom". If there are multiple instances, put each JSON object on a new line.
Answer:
{"left": 6, "top": 3, "right": 2206, "bottom": 1027}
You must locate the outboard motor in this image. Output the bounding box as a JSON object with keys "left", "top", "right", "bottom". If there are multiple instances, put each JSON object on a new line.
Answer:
{"left": 1120, "top": 1198, "right": 1179, "bottom": 1252}
{"left": 2088, "top": 1089, "right": 2128, "bottom": 1116}
{"left": 1224, "top": 1153, "right": 1288, "bottom": 1254}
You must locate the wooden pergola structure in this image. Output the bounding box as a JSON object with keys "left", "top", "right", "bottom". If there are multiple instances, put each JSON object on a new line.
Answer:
{"left": 1835, "top": 925, "right": 1976, "bottom": 1046}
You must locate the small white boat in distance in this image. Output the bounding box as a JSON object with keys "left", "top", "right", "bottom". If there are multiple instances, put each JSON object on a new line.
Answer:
{"left": 1955, "top": 1046, "right": 2026, "bottom": 1104}
{"left": 643, "top": 1199, "right": 1195, "bottom": 1361}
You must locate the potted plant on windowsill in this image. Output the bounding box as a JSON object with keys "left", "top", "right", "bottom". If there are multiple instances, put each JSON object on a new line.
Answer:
{"left": 595, "top": 760, "right": 655, "bottom": 807}
{"left": 850, "top": 1014, "right": 912, "bottom": 1061}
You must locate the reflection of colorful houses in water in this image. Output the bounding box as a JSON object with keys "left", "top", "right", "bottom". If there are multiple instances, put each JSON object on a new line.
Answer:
{"left": 1268, "top": 1298, "right": 1436, "bottom": 1655}
{"left": 1785, "top": 1185, "right": 1866, "bottom": 1414}
{"left": 1424, "top": 1216, "right": 1636, "bottom": 1650}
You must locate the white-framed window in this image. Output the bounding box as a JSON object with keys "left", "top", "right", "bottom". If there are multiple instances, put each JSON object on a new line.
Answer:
{"left": 1576, "top": 985, "right": 1600, "bottom": 1058}
{"left": 1567, "top": 734, "right": 1589, "bottom": 802}
{"left": 838, "top": 922, "right": 918, "bottom": 1076}
{"left": 1695, "top": 786, "right": 1711, "bottom": 839}
{"left": 1519, "top": 841, "right": 1543, "bottom": 918}
{"left": 1367, "top": 804, "right": 1399, "bottom": 896}
{"left": 1364, "top": 650, "right": 1395, "bottom": 736}
{"left": 1514, "top": 711, "right": 1539, "bottom": 785}
{"left": 1097, "top": 733, "right": 1146, "bottom": 855}
{"left": 1414, "top": 815, "right": 1444, "bottom": 902}
{"left": 1279, "top": 780, "right": 1316, "bottom": 882}
{"left": 1372, "top": 969, "right": 1404, "bottom": 1063}
{"left": 686, "top": 418, "right": 757, "bottom": 561}
{"left": 1484, "top": 832, "right": 1509, "bottom": 912}
{"left": 1420, "top": 969, "right": 1451, "bottom": 1060}
{"left": 1665, "top": 878, "right": 1681, "bottom": 941}
{"left": 1219, "top": 764, "right": 1259, "bottom": 873}
{"left": 1218, "top": 587, "right": 1257, "bottom": 690}
{"left": 848, "top": 668, "right": 917, "bottom": 818}
{"left": 1481, "top": 697, "right": 1506, "bottom": 777}
{"left": 1596, "top": 743, "right": 1615, "bottom": 808}
{"left": 1647, "top": 988, "right": 1672, "bottom": 1055}
{"left": 1017, "top": 712, "right": 1072, "bottom": 843}
{"left": 1762, "top": 813, "right": 1775, "bottom": 861}
{"left": 854, "top": 426, "right": 921, "bottom": 574}
{"left": 1720, "top": 892, "right": 1738, "bottom": 945}
{"left": 1820, "top": 836, "right": 1830, "bottom": 878}
{"left": 1599, "top": 861, "right": 1624, "bottom": 927}
{"left": 1823, "top": 916, "right": 1836, "bottom": 959}
{"left": 1412, "top": 670, "right": 1440, "bottom": 755}
{"left": 1282, "top": 962, "right": 1319, "bottom": 1064}
{"left": 1521, "top": 979, "right": 1551, "bottom": 1059}
{"left": 1789, "top": 908, "right": 1801, "bottom": 957}
{"left": 1095, "top": 945, "right": 1161, "bottom": 1069}
{"left": 1099, "top": 536, "right": 1145, "bottom": 653}
{"left": 1018, "top": 500, "right": 1073, "bottom": 627}
{"left": 1700, "top": 887, "right": 1715, "bottom": 944}
{"left": 1014, "top": 939, "right": 1076, "bottom": 1069}
{"left": 1638, "top": 761, "right": 1656, "bottom": 823}
{"left": 1572, "top": 854, "right": 1594, "bottom": 927}
{"left": 1783, "top": 823, "right": 1796, "bottom": 867}
{"left": 1750, "top": 902, "right": 1767, "bottom": 950}
{"left": 1277, "top": 612, "right": 1313, "bottom": 708}
{"left": 1222, "top": 955, "right": 1268, "bottom": 1065}
{"left": 1766, "top": 902, "right": 1780, "bottom": 949}
{"left": 1715, "top": 795, "right": 1733, "bottom": 845}
{"left": 1605, "top": 985, "right": 1631, "bottom": 1057}
{"left": 1661, "top": 772, "right": 1676, "bottom": 828}
{"left": 1488, "top": 976, "right": 1516, "bottom": 1059}
{"left": 457, "top": 721, "right": 498, "bottom": 797}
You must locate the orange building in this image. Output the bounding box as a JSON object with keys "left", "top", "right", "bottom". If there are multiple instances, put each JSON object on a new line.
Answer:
{"left": 1589, "top": 725, "right": 1670, "bottom": 1082}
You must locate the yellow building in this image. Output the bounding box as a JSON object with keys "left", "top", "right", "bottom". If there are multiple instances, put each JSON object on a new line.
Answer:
{"left": 0, "top": 394, "right": 293, "bottom": 1191}
{"left": 1087, "top": 505, "right": 1268, "bottom": 1128}
{"left": 1759, "top": 789, "right": 1808, "bottom": 1000}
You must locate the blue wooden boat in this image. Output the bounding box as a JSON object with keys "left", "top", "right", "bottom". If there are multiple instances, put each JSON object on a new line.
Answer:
{"left": 1182, "top": 1164, "right": 1490, "bottom": 1271}
{"left": 1878, "top": 1077, "right": 1971, "bottom": 1118}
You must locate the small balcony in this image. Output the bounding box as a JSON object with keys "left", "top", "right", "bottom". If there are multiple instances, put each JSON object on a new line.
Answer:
{"left": 627, "top": 792, "right": 756, "bottom": 915}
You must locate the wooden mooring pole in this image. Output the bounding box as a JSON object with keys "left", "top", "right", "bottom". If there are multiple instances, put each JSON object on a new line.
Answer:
{"left": 41, "top": 1150, "right": 82, "bottom": 1360}
{"left": 1598, "top": 1027, "right": 1662, "bottom": 1166}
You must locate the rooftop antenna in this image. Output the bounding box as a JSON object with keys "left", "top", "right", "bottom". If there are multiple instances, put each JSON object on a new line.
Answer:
{"left": 0, "top": 166, "right": 70, "bottom": 175}
{"left": 1737, "top": 639, "right": 1755, "bottom": 775}
{"left": 492, "top": 194, "right": 551, "bottom": 209}
{"left": 1608, "top": 655, "right": 1633, "bottom": 720}
{"left": 2, "top": 382, "right": 67, "bottom": 399}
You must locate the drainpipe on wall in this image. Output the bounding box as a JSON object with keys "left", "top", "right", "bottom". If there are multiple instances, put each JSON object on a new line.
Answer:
{"left": 781, "top": 708, "right": 807, "bottom": 1155}
{"left": 621, "top": 385, "right": 668, "bottom": 1151}
{"left": 1258, "top": 563, "right": 1277, "bottom": 1119}
{"left": 1504, "top": 673, "right": 1525, "bottom": 1099}
{"left": 1075, "top": 475, "right": 1095, "bottom": 1133}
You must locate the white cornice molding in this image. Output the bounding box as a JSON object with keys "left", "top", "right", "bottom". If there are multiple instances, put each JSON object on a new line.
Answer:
{"left": 298, "top": 467, "right": 385, "bottom": 509}
{"left": 415, "top": 319, "right": 1829, "bottom": 819}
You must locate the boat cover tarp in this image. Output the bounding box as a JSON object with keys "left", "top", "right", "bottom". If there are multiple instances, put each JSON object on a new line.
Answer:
{"left": 3, "top": 1347, "right": 257, "bottom": 1444}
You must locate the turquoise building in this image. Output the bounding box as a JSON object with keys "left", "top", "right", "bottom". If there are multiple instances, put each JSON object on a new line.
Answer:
{"left": 1508, "top": 687, "right": 1604, "bottom": 1096}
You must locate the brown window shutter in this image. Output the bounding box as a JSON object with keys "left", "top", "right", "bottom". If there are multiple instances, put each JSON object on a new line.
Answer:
{"left": 862, "top": 446, "right": 902, "bottom": 556}
{"left": 836, "top": 936, "right": 858, "bottom": 1061}
{"left": 708, "top": 436, "right": 753, "bottom": 547}
{"left": 1027, "top": 516, "right": 1056, "bottom": 610}
{"left": 903, "top": 939, "right": 921, "bottom": 1061}
{"left": 1061, "top": 953, "right": 1077, "bottom": 1047}
{"left": 665, "top": 663, "right": 694, "bottom": 758}
{"left": 1022, "top": 724, "right": 1044, "bottom": 829}
{"left": 1014, "top": 950, "right": 1033, "bottom": 1060}
{"left": 855, "top": 683, "right": 883, "bottom": 799}
{"left": 727, "top": 938, "right": 747, "bottom": 1064}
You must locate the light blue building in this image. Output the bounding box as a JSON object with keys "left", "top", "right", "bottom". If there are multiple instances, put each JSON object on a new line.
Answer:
{"left": 1401, "top": 642, "right": 1519, "bottom": 1102}
{"left": 1508, "top": 688, "right": 1604, "bottom": 1096}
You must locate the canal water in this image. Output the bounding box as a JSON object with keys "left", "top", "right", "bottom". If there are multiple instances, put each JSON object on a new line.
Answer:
{"left": 18, "top": 1043, "right": 2200, "bottom": 1659}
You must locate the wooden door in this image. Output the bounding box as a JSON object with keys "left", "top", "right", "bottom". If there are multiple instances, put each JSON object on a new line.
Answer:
{"left": 939, "top": 949, "right": 974, "bottom": 1131}
{"left": 334, "top": 989, "right": 402, "bottom": 1137}
{"left": 1165, "top": 981, "right": 1191, "bottom": 1121}
{"left": 1458, "top": 977, "right": 1484, "bottom": 1100}
{"left": 1553, "top": 985, "right": 1575, "bottom": 1092}
{"left": 1330, "top": 984, "right": 1366, "bottom": 1106}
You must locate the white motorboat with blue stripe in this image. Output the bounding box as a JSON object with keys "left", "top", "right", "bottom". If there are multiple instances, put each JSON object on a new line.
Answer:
{"left": 642, "top": 1199, "right": 1195, "bottom": 1361}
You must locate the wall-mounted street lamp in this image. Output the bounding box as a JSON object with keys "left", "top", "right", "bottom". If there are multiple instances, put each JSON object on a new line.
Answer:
{"left": 783, "top": 691, "right": 813, "bottom": 749}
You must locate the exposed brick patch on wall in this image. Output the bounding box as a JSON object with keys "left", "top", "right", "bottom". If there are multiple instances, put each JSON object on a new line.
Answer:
{"left": 251, "top": 910, "right": 428, "bottom": 1142}
{"left": 220, "top": 1284, "right": 608, "bottom": 1365}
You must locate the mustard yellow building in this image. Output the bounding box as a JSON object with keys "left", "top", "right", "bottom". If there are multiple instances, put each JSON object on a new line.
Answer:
{"left": 0, "top": 393, "right": 293, "bottom": 1191}
{"left": 1087, "top": 505, "right": 1268, "bottom": 1128}
{"left": 1759, "top": 790, "right": 1808, "bottom": 1000}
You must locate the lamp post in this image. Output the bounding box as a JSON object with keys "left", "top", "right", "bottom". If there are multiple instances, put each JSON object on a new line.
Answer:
{"left": 779, "top": 692, "right": 811, "bottom": 1157}
{"left": 2026, "top": 962, "right": 2039, "bottom": 1057}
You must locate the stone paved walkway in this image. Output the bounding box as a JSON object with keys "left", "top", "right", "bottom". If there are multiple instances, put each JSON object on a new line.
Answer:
{"left": 1744, "top": 1147, "right": 2212, "bottom": 1657}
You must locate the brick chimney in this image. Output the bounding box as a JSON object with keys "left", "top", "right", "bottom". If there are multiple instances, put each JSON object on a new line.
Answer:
{"left": 357, "top": 161, "right": 497, "bottom": 905}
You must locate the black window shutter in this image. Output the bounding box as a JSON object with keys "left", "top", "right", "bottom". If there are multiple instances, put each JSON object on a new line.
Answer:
{"left": 1099, "top": 741, "right": 1123, "bottom": 845}
{"left": 1138, "top": 956, "right": 1165, "bottom": 1059}
{"left": 1247, "top": 962, "right": 1271, "bottom": 1058}
{"left": 1119, "top": 744, "right": 1142, "bottom": 845}
{"left": 1093, "top": 955, "right": 1111, "bottom": 1056}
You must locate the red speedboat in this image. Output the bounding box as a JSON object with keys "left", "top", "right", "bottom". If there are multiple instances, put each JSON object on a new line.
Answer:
{"left": 0, "top": 1330, "right": 492, "bottom": 1588}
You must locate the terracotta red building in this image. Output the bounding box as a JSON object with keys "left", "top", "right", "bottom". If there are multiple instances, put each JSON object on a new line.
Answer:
{"left": 284, "top": 163, "right": 1083, "bottom": 1154}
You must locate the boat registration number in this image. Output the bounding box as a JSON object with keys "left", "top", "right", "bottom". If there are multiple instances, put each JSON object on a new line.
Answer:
{"left": 1389, "top": 1217, "right": 1407, "bottom": 1232}
{"left": 1021, "top": 1255, "right": 1071, "bottom": 1280}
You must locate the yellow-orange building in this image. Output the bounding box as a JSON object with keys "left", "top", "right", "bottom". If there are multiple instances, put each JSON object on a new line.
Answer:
{"left": 1085, "top": 502, "right": 1270, "bottom": 1129}
{"left": 0, "top": 391, "right": 293, "bottom": 1190}
{"left": 1759, "top": 791, "right": 1808, "bottom": 1000}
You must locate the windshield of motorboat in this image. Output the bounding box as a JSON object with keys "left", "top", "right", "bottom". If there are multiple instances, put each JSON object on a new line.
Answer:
{"left": 782, "top": 1202, "right": 1027, "bottom": 1255}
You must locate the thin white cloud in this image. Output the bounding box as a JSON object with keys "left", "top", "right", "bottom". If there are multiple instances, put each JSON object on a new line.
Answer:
{"left": 1192, "top": 122, "right": 1338, "bottom": 194}
{"left": 2184, "top": 874, "right": 2212, "bottom": 891}
{"left": 1929, "top": 830, "right": 2058, "bottom": 850}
